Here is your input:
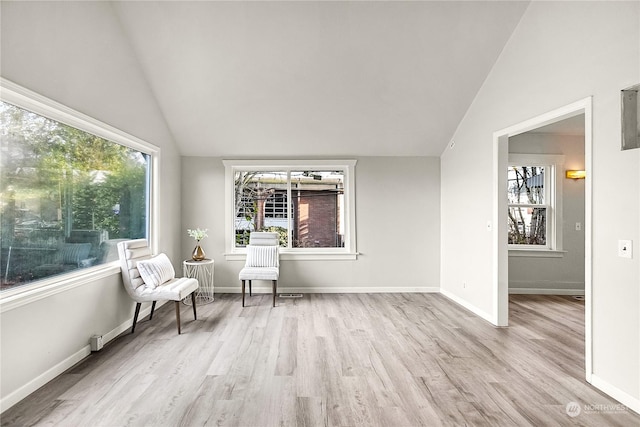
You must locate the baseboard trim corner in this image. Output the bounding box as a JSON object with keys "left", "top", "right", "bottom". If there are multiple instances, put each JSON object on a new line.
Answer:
{"left": 439, "top": 288, "right": 494, "bottom": 325}
{"left": 590, "top": 374, "right": 640, "bottom": 415}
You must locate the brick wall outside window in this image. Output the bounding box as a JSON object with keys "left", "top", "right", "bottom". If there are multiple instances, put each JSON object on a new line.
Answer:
{"left": 293, "top": 191, "right": 340, "bottom": 247}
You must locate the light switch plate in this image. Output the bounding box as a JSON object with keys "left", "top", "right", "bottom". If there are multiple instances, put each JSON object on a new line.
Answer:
{"left": 618, "top": 240, "right": 633, "bottom": 259}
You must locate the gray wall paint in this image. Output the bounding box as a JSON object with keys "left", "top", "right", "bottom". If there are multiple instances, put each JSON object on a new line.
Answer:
{"left": 0, "top": 275, "right": 131, "bottom": 401}
{"left": 508, "top": 133, "right": 585, "bottom": 293}
{"left": 181, "top": 156, "right": 441, "bottom": 291}
{"left": 0, "top": 2, "right": 183, "bottom": 406}
{"left": 1, "top": 0, "right": 638, "bottom": 414}
{"left": 441, "top": 1, "right": 639, "bottom": 402}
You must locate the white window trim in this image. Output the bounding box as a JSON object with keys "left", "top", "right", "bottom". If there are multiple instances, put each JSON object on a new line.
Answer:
{"left": 0, "top": 78, "right": 160, "bottom": 307}
{"left": 508, "top": 249, "right": 567, "bottom": 258}
{"left": 507, "top": 153, "right": 564, "bottom": 252}
{"left": 223, "top": 159, "right": 358, "bottom": 260}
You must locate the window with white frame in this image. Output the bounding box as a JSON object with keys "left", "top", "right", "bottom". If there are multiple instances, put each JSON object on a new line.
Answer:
{"left": 508, "top": 154, "right": 563, "bottom": 251}
{"left": 0, "top": 81, "right": 155, "bottom": 294}
{"left": 224, "top": 160, "right": 357, "bottom": 259}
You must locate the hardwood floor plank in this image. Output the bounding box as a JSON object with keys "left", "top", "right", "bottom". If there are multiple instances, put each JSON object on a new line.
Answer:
{"left": 295, "top": 396, "right": 327, "bottom": 427}
{"left": 3, "top": 294, "right": 639, "bottom": 426}
{"left": 275, "top": 317, "right": 298, "bottom": 376}
{"left": 0, "top": 374, "right": 80, "bottom": 427}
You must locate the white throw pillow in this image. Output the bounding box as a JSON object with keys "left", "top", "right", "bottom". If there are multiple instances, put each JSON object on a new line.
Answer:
{"left": 137, "top": 253, "right": 175, "bottom": 289}
{"left": 245, "top": 245, "right": 278, "bottom": 267}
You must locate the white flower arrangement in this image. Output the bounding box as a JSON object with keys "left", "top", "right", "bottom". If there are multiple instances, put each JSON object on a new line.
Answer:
{"left": 187, "top": 228, "right": 208, "bottom": 241}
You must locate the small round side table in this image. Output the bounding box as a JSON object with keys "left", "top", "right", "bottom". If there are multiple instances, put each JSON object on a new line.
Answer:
{"left": 182, "top": 258, "right": 215, "bottom": 305}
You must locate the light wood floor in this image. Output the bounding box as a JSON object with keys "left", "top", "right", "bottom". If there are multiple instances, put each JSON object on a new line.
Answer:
{"left": 2, "top": 293, "right": 638, "bottom": 426}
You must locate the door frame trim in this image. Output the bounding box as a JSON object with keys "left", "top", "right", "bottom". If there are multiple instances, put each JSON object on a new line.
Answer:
{"left": 492, "top": 97, "right": 593, "bottom": 382}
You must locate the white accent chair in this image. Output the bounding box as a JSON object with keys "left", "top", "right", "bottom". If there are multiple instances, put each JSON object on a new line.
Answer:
{"left": 117, "top": 239, "right": 198, "bottom": 334}
{"left": 239, "top": 232, "right": 280, "bottom": 307}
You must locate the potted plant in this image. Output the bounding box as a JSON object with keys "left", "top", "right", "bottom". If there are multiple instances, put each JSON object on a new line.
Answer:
{"left": 187, "top": 228, "right": 208, "bottom": 261}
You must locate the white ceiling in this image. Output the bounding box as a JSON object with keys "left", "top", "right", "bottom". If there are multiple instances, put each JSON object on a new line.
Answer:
{"left": 528, "top": 114, "right": 586, "bottom": 136}
{"left": 111, "top": 1, "right": 530, "bottom": 157}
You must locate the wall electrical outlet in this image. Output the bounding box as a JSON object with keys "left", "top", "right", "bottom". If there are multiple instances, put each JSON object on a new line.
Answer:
{"left": 575, "top": 222, "right": 582, "bottom": 231}
{"left": 618, "top": 240, "right": 633, "bottom": 259}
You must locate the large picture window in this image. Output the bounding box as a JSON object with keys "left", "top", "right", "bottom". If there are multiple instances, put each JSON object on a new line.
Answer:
{"left": 224, "top": 160, "right": 357, "bottom": 259}
{"left": 1, "top": 84, "right": 153, "bottom": 293}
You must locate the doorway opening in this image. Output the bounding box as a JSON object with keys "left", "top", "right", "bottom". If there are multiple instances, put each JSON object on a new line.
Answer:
{"left": 492, "top": 97, "right": 593, "bottom": 382}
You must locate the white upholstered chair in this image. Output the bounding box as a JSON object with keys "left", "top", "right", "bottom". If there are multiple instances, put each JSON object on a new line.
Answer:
{"left": 117, "top": 239, "right": 198, "bottom": 334}
{"left": 239, "top": 232, "right": 280, "bottom": 307}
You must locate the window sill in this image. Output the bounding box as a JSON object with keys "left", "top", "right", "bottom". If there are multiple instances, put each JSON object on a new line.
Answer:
{"left": 0, "top": 263, "right": 121, "bottom": 313}
{"left": 224, "top": 251, "right": 359, "bottom": 261}
{"left": 508, "top": 249, "right": 567, "bottom": 258}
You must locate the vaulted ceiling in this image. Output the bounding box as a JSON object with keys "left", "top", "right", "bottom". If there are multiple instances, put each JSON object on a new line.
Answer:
{"left": 112, "top": 1, "right": 533, "bottom": 157}
{"left": 4, "top": 1, "right": 532, "bottom": 157}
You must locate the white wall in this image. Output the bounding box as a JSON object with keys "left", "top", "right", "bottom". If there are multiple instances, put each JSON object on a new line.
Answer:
{"left": 441, "top": 1, "right": 639, "bottom": 409}
{"left": 0, "top": 2, "right": 183, "bottom": 410}
{"left": 181, "top": 156, "right": 441, "bottom": 292}
{"left": 2, "top": 0, "right": 638, "bottom": 415}
{"left": 508, "top": 133, "right": 585, "bottom": 294}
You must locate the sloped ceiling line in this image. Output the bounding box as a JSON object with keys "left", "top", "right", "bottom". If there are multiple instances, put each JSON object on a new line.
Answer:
{"left": 110, "top": 1, "right": 530, "bottom": 157}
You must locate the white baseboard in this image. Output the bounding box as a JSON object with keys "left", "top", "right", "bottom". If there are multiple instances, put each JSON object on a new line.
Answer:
{"left": 0, "top": 304, "right": 156, "bottom": 414}
{"left": 509, "top": 288, "right": 585, "bottom": 295}
{"left": 0, "top": 344, "right": 90, "bottom": 413}
{"left": 8, "top": 292, "right": 637, "bottom": 419}
{"left": 215, "top": 286, "right": 440, "bottom": 294}
{"left": 104, "top": 301, "right": 165, "bottom": 342}
{"left": 2, "top": 289, "right": 435, "bottom": 413}
{"left": 590, "top": 374, "right": 640, "bottom": 415}
{"left": 439, "top": 288, "right": 494, "bottom": 324}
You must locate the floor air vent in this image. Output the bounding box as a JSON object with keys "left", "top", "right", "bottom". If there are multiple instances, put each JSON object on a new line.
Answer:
{"left": 279, "top": 293, "right": 303, "bottom": 298}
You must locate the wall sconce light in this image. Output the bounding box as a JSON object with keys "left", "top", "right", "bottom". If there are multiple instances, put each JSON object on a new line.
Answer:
{"left": 566, "top": 170, "right": 586, "bottom": 179}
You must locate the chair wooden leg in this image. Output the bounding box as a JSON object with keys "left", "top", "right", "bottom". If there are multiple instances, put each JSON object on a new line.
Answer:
{"left": 149, "top": 301, "right": 157, "bottom": 320}
{"left": 191, "top": 292, "right": 197, "bottom": 320}
{"left": 249, "top": 280, "right": 252, "bottom": 296}
{"left": 132, "top": 302, "right": 141, "bottom": 333}
{"left": 241, "top": 280, "right": 246, "bottom": 307}
{"left": 272, "top": 280, "right": 277, "bottom": 307}
{"left": 175, "top": 301, "right": 182, "bottom": 334}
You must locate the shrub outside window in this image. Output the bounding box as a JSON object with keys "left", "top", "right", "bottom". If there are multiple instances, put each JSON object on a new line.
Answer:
{"left": 1, "top": 88, "right": 153, "bottom": 294}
